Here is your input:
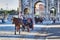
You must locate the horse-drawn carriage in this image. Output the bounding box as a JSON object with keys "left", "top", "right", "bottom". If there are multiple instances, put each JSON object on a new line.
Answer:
{"left": 12, "top": 17, "right": 33, "bottom": 35}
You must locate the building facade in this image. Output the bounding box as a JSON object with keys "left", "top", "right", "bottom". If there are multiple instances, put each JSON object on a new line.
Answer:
{"left": 19, "top": 0, "right": 60, "bottom": 24}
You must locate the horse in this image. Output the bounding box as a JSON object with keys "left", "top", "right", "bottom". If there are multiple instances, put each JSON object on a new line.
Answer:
{"left": 12, "top": 17, "right": 23, "bottom": 35}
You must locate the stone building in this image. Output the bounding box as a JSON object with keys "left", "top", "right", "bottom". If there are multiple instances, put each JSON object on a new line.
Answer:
{"left": 19, "top": 0, "right": 60, "bottom": 24}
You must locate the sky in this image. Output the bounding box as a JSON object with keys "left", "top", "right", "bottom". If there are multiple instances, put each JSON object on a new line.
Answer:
{"left": 0, "top": 0, "right": 18, "bottom": 10}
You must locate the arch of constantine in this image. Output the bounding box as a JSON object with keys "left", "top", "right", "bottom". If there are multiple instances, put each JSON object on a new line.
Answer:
{"left": 19, "top": 0, "right": 60, "bottom": 24}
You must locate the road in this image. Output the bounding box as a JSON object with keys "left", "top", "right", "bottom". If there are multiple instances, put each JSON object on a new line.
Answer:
{"left": 0, "top": 25, "right": 60, "bottom": 40}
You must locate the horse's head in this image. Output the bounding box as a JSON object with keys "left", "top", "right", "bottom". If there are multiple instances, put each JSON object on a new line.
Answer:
{"left": 12, "top": 17, "right": 16, "bottom": 24}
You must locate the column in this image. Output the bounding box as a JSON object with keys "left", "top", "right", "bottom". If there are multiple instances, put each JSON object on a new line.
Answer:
{"left": 58, "top": 0, "right": 59, "bottom": 13}
{"left": 18, "top": 0, "right": 22, "bottom": 18}
{"left": 46, "top": 0, "right": 48, "bottom": 13}
{"left": 46, "top": 0, "right": 49, "bottom": 20}
{"left": 32, "top": 0, "right": 35, "bottom": 24}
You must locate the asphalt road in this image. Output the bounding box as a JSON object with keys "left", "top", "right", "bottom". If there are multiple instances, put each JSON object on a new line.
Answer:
{"left": 0, "top": 25, "right": 60, "bottom": 40}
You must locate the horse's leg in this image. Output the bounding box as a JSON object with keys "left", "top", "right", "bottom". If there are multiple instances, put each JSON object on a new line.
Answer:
{"left": 17, "top": 24, "right": 20, "bottom": 35}
{"left": 22, "top": 25, "right": 25, "bottom": 31}
{"left": 27, "top": 25, "right": 30, "bottom": 32}
{"left": 19, "top": 29, "right": 20, "bottom": 35}
{"left": 19, "top": 26, "right": 20, "bottom": 35}
{"left": 32, "top": 25, "right": 33, "bottom": 30}
{"left": 15, "top": 26, "right": 16, "bottom": 35}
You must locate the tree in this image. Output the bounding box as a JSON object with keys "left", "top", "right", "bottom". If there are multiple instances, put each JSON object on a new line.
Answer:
{"left": 9, "top": 10, "right": 17, "bottom": 15}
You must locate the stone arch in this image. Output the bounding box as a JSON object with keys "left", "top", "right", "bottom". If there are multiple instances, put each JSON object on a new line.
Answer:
{"left": 24, "top": 8, "right": 29, "bottom": 15}
{"left": 34, "top": 1, "right": 42, "bottom": 14}
{"left": 34, "top": 1, "right": 45, "bottom": 24}
{"left": 50, "top": 7, "right": 56, "bottom": 16}
{"left": 34, "top": 1, "right": 45, "bottom": 17}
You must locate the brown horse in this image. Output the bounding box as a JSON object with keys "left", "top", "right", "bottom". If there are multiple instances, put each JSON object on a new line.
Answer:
{"left": 12, "top": 17, "right": 23, "bottom": 35}
{"left": 12, "top": 17, "right": 33, "bottom": 34}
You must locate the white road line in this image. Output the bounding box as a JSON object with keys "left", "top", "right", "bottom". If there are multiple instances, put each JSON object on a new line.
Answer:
{"left": 0, "top": 24, "right": 15, "bottom": 27}
{"left": 34, "top": 25, "right": 60, "bottom": 28}
{"left": 0, "top": 24, "right": 60, "bottom": 28}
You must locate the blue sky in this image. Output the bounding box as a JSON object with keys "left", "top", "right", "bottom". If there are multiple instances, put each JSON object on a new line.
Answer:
{"left": 0, "top": 0, "right": 18, "bottom": 10}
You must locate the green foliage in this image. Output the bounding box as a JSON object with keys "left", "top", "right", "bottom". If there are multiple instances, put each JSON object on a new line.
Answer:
{"left": 0, "top": 10, "right": 18, "bottom": 15}
{"left": 0, "top": 11, "right": 4, "bottom": 14}
{"left": 9, "top": 10, "right": 17, "bottom": 15}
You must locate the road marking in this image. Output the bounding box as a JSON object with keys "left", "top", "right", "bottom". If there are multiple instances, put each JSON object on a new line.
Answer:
{"left": 0, "top": 24, "right": 15, "bottom": 27}
{"left": 0, "top": 24, "right": 60, "bottom": 28}
{"left": 34, "top": 25, "right": 60, "bottom": 28}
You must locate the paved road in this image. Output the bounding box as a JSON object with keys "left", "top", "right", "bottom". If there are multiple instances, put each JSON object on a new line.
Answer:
{"left": 0, "top": 25, "right": 60, "bottom": 40}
